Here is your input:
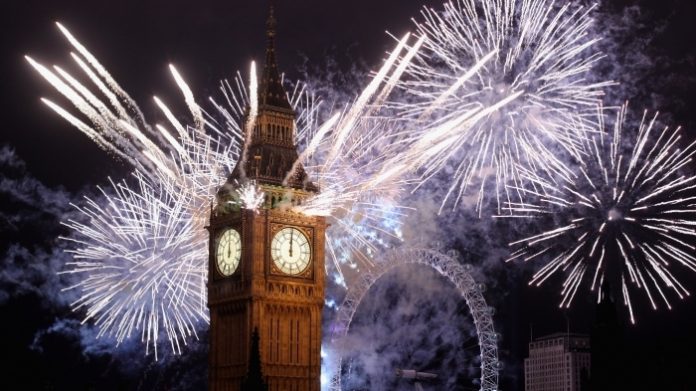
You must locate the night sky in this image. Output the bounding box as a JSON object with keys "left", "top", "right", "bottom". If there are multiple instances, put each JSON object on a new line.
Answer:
{"left": 2, "top": 1, "right": 696, "bottom": 390}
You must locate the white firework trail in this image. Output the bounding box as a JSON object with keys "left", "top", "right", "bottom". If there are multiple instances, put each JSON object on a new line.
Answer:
{"left": 392, "top": 0, "right": 613, "bottom": 213}
{"left": 54, "top": 22, "right": 148, "bottom": 125}
{"left": 25, "top": 26, "right": 238, "bottom": 192}
{"left": 503, "top": 104, "right": 696, "bottom": 324}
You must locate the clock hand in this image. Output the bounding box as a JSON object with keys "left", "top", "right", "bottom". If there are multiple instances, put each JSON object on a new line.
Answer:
{"left": 289, "top": 230, "right": 294, "bottom": 257}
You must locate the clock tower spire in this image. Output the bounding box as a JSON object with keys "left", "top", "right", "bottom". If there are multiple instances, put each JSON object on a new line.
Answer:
{"left": 208, "top": 5, "right": 325, "bottom": 391}
{"left": 260, "top": 3, "right": 292, "bottom": 111}
{"left": 230, "top": 3, "right": 315, "bottom": 192}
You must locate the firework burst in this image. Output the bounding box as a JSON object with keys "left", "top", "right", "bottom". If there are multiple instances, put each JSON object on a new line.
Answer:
{"left": 60, "top": 174, "right": 206, "bottom": 360}
{"left": 504, "top": 104, "right": 696, "bottom": 323}
{"left": 393, "top": 0, "right": 612, "bottom": 213}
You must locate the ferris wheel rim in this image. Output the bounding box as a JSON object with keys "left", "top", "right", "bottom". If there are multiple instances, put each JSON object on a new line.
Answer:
{"left": 325, "top": 247, "right": 500, "bottom": 391}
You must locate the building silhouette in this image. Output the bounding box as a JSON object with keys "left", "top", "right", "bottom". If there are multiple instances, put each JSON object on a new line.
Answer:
{"left": 589, "top": 282, "right": 622, "bottom": 391}
{"left": 524, "top": 332, "right": 591, "bottom": 391}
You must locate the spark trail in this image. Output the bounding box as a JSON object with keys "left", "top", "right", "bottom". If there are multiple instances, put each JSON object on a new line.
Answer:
{"left": 392, "top": 0, "right": 612, "bottom": 213}
{"left": 503, "top": 104, "right": 696, "bottom": 323}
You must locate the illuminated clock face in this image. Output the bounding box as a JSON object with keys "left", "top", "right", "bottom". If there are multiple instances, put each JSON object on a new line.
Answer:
{"left": 271, "top": 227, "right": 311, "bottom": 275}
{"left": 216, "top": 228, "right": 241, "bottom": 276}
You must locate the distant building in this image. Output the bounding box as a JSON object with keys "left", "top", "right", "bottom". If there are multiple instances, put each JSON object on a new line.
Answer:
{"left": 524, "top": 333, "right": 591, "bottom": 391}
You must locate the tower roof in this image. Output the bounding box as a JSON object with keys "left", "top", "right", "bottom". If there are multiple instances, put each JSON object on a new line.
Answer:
{"left": 259, "top": 5, "right": 293, "bottom": 111}
{"left": 222, "top": 5, "right": 317, "bottom": 196}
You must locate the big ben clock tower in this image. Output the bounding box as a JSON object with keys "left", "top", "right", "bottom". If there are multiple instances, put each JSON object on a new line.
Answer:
{"left": 208, "top": 7, "right": 325, "bottom": 391}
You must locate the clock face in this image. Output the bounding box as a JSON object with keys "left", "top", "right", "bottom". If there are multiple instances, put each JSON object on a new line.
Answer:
{"left": 216, "top": 228, "right": 241, "bottom": 276}
{"left": 271, "top": 227, "right": 311, "bottom": 275}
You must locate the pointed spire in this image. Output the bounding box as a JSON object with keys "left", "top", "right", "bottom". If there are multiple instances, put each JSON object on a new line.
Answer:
{"left": 596, "top": 279, "right": 618, "bottom": 324}
{"left": 223, "top": 4, "right": 317, "bottom": 193}
{"left": 259, "top": 2, "right": 292, "bottom": 111}
{"left": 266, "top": 3, "right": 276, "bottom": 40}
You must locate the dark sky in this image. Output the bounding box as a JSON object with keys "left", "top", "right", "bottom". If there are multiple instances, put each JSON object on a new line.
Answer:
{"left": 2, "top": 1, "right": 696, "bottom": 390}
